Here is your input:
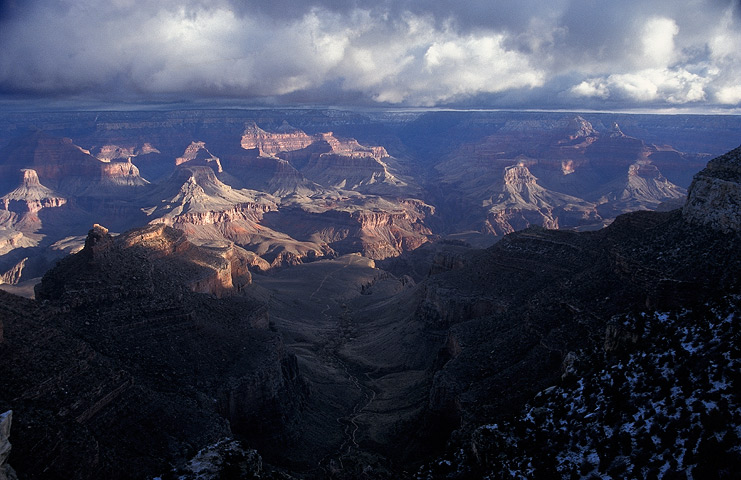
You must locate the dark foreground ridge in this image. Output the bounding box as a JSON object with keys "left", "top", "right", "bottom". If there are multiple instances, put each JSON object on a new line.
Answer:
{"left": 0, "top": 224, "right": 306, "bottom": 479}
{"left": 0, "top": 145, "right": 739, "bottom": 478}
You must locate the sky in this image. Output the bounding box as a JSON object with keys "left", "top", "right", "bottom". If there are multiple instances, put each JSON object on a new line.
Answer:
{"left": 0, "top": 0, "right": 740, "bottom": 111}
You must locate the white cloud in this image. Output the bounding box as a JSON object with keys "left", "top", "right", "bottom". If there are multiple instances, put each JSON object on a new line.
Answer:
{"left": 0, "top": 0, "right": 740, "bottom": 108}
{"left": 716, "top": 85, "right": 741, "bottom": 105}
{"left": 639, "top": 17, "right": 679, "bottom": 68}
{"left": 571, "top": 80, "right": 609, "bottom": 99}
{"left": 572, "top": 68, "right": 710, "bottom": 104}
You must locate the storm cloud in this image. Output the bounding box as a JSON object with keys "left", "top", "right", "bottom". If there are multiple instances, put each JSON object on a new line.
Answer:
{"left": 0, "top": 0, "right": 739, "bottom": 109}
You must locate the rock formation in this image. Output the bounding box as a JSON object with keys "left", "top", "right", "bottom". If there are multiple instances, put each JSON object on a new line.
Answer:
{"left": 175, "top": 141, "right": 223, "bottom": 173}
{"left": 0, "top": 169, "right": 68, "bottom": 237}
{"left": 483, "top": 163, "right": 600, "bottom": 235}
{"left": 262, "top": 197, "right": 434, "bottom": 260}
{"left": 241, "top": 121, "right": 315, "bottom": 157}
{"left": 221, "top": 151, "right": 321, "bottom": 197}
{"left": 0, "top": 132, "right": 148, "bottom": 196}
{"left": 236, "top": 123, "right": 409, "bottom": 195}
{"left": 93, "top": 142, "right": 160, "bottom": 163}
{"left": 145, "top": 165, "right": 276, "bottom": 229}
{"left": 0, "top": 169, "right": 70, "bottom": 263}
{"left": 683, "top": 144, "right": 741, "bottom": 233}
{"left": 1, "top": 223, "right": 306, "bottom": 479}
{"left": 0, "top": 411, "right": 17, "bottom": 480}
{"left": 0, "top": 258, "right": 26, "bottom": 285}
{"left": 143, "top": 166, "right": 330, "bottom": 267}
{"left": 0, "top": 169, "right": 67, "bottom": 214}
{"left": 300, "top": 132, "right": 408, "bottom": 194}
{"left": 595, "top": 161, "right": 686, "bottom": 216}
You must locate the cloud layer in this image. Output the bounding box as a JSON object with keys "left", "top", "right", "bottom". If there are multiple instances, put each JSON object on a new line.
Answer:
{"left": 1, "top": 0, "right": 739, "bottom": 109}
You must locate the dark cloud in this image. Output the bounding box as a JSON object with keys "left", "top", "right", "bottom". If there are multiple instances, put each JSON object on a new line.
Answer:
{"left": 0, "top": 0, "right": 739, "bottom": 110}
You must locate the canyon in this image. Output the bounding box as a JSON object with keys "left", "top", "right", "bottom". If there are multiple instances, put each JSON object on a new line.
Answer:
{"left": 0, "top": 109, "right": 739, "bottom": 478}
{"left": 0, "top": 109, "right": 736, "bottom": 286}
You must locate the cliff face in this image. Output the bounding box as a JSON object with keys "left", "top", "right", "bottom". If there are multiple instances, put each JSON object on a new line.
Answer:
{"left": 262, "top": 197, "right": 434, "bottom": 261}
{"left": 0, "top": 258, "right": 26, "bottom": 286}
{"left": 683, "top": 144, "right": 741, "bottom": 233}
{"left": 240, "top": 121, "right": 315, "bottom": 157}
{"left": 0, "top": 132, "right": 148, "bottom": 196}
{"left": 0, "top": 411, "right": 17, "bottom": 480}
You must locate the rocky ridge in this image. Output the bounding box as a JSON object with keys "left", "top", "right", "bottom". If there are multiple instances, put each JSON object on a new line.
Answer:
{"left": 0, "top": 224, "right": 306, "bottom": 479}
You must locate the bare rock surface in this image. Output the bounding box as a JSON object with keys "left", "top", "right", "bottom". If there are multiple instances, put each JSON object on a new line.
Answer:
{"left": 0, "top": 411, "right": 17, "bottom": 480}
{"left": 683, "top": 144, "right": 741, "bottom": 232}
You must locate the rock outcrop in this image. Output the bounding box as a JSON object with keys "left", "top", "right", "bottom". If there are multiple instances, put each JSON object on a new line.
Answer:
{"left": 1, "top": 223, "right": 306, "bottom": 479}
{"left": 596, "top": 161, "right": 686, "bottom": 216}
{"left": 483, "top": 163, "right": 600, "bottom": 235}
{"left": 241, "top": 121, "right": 315, "bottom": 157}
{"left": 0, "top": 411, "right": 17, "bottom": 480}
{"left": 0, "top": 258, "right": 26, "bottom": 285}
{"left": 174, "top": 439, "right": 265, "bottom": 479}
{"left": 175, "top": 141, "right": 223, "bottom": 173}
{"left": 0, "top": 169, "right": 67, "bottom": 215}
{"left": 683, "top": 144, "right": 741, "bottom": 233}
{"left": 39, "top": 223, "right": 257, "bottom": 300}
